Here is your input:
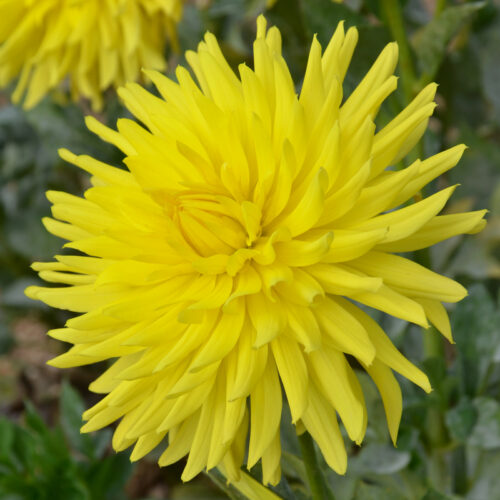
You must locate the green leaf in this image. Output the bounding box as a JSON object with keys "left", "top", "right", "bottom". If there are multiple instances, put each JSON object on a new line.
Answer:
{"left": 301, "top": 0, "right": 364, "bottom": 42}
{"left": 466, "top": 450, "right": 500, "bottom": 500}
{"left": 86, "top": 453, "right": 134, "bottom": 500}
{"left": 445, "top": 398, "right": 478, "bottom": 443}
{"left": 421, "top": 489, "right": 459, "bottom": 500}
{"left": 5, "top": 208, "right": 61, "bottom": 262}
{"left": 23, "top": 401, "right": 49, "bottom": 436}
{"left": 451, "top": 284, "right": 500, "bottom": 397}
{"left": 59, "top": 381, "right": 95, "bottom": 459}
{"left": 468, "top": 397, "right": 500, "bottom": 450}
{"left": 9, "top": 426, "right": 37, "bottom": 472}
{"left": 351, "top": 443, "right": 411, "bottom": 476}
{"left": 479, "top": 19, "right": 500, "bottom": 124}
{"left": 0, "top": 418, "right": 15, "bottom": 461}
{"left": 354, "top": 482, "right": 407, "bottom": 500}
{"left": 281, "top": 451, "right": 307, "bottom": 485}
{"left": 412, "top": 2, "right": 485, "bottom": 81}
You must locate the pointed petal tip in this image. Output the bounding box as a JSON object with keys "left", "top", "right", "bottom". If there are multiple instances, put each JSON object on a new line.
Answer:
{"left": 46, "top": 357, "right": 59, "bottom": 368}
{"left": 58, "top": 147, "right": 72, "bottom": 159}
{"left": 24, "top": 285, "right": 40, "bottom": 300}
{"left": 181, "top": 467, "right": 200, "bottom": 483}
{"left": 83, "top": 114, "right": 98, "bottom": 126}
{"left": 45, "top": 190, "right": 57, "bottom": 202}
{"left": 345, "top": 25, "right": 359, "bottom": 40}
{"left": 80, "top": 422, "right": 94, "bottom": 434}
{"left": 422, "top": 379, "right": 432, "bottom": 394}
{"left": 40, "top": 216, "right": 51, "bottom": 227}
{"left": 336, "top": 463, "right": 347, "bottom": 476}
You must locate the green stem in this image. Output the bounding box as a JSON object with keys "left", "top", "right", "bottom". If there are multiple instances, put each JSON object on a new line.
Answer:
{"left": 298, "top": 432, "right": 335, "bottom": 500}
{"left": 423, "top": 327, "right": 447, "bottom": 455}
{"left": 424, "top": 334, "right": 446, "bottom": 450}
{"left": 205, "top": 470, "right": 240, "bottom": 500}
{"left": 380, "top": 0, "right": 455, "bottom": 490}
{"left": 380, "top": 0, "right": 417, "bottom": 102}
{"left": 423, "top": 324, "right": 444, "bottom": 359}
{"left": 452, "top": 445, "right": 468, "bottom": 495}
{"left": 417, "top": 251, "right": 447, "bottom": 459}
{"left": 415, "top": 249, "right": 449, "bottom": 492}
{"left": 435, "top": 0, "right": 447, "bottom": 17}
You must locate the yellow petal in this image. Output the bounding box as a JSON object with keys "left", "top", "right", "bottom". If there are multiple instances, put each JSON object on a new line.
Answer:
{"left": 322, "top": 229, "right": 388, "bottom": 263}
{"left": 247, "top": 359, "right": 282, "bottom": 468}
{"left": 300, "top": 35, "right": 325, "bottom": 128}
{"left": 274, "top": 168, "right": 328, "bottom": 237}
{"left": 350, "top": 251, "right": 467, "bottom": 303}
{"left": 350, "top": 185, "right": 457, "bottom": 243}
{"left": 189, "top": 303, "right": 246, "bottom": 372}
{"left": 275, "top": 268, "right": 324, "bottom": 306}
{"left": 26, "top": 284, "right": 124, "bottom": 313}
{"left": 371, "top": 102, "right": 436, "bottom": 176}
{"left": 376, "top": 210, "right": 487, "bottom": 252}
{"left": 218, "top": 465, "right": 281, "bottom": 500}
{"left": 130, "top": 430, "right": 167, "bottom": 462}
{"left": 59, "top": 146, "right": 135, "bottom": 185}
{"left": 286, "top": 303, "right": 322, "bottom": 352}
{"left": 348, "top": 282, "right": 429, "bottom": 327}
{"left": 227, "top": 332, "right": 268, "bottom": 400}
{"left": 274, "top": 232, "right": 333, "bottom": 267}
{"left": 314, "top": 297, "right": 375, "bottom": 366}
{"left": 363, "top": 359, "right": 402, "bottom": 446}
{"left": 340, "top": 299, "right": 431, "bottom": 392}
{"left": 341, "top": 42, "right": 398, "bottom": 123}
{"left": 390, "top": 144, "right": 466, "bottom": 207}
{"left": 158, "top": 413, "right": 199, "bottom": 467}
{"left": 42, "top": 216, "right": 93, "bottom": 241}
{"left": 88, "top": 105, "right": 137, "bottom": 146}
{"left": 308, "top": 347, "right": 365, "bottom": 443}
{"left": 247, "top": 293, "right": 285, "bottom": 347}
{"left": 308, "top": 263, "right": 383, "bottom": 295}
{"left": 271, "top": 337, "right": 308, "bottom": 422}
{"left": 301, "top": 384, "right": 347, "bottom": 474}
{"left": 335, "top": 160, "right": 419, "bottom": 226}
{"left": 417, "top": 298, "right": 453, "bottom": 343}
{"left": 261, "top": 429, "right": 281, "bottom": 486}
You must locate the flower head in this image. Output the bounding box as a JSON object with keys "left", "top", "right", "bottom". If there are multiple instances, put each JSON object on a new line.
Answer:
{"left": 0, "top": 0, "right": 182, "bottom": 110}
{"left": 27, "top": 16, "right": 486, "bottom": 485}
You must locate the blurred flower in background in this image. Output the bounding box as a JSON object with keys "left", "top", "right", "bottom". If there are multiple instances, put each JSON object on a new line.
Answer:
{"left": 25, "top": 13, "right": 486, "bottom": 488}
{"left": 0, "top": 0, "right": 182, "bottom": 110}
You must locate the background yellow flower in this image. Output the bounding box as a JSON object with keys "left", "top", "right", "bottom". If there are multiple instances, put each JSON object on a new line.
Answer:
{"left": 0, "top": 0, "right": 182, "bottom": 110}
{"left": 25, "top": 15, "right": 487, "bottom": 488}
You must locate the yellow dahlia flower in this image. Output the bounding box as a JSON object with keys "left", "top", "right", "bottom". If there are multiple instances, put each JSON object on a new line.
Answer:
{"left": 27, "top": 16, "right": 486, "bottom": 486}
{"left": 0, "top": 0, "right": 182, "bottom": 110}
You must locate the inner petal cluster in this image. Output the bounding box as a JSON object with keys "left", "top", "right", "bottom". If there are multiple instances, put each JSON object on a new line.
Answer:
{"left": 0, "top": 0, "right": 182, "bottom": 109}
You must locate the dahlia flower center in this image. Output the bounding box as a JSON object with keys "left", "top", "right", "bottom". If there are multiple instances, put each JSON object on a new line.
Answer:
{"left": 165, "top": 191, "right": 256, "bottom": 257}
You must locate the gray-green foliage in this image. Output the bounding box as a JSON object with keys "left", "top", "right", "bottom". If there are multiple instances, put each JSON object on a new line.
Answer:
{"left": 0, "top": 382, "right": 133, "bottom": 500}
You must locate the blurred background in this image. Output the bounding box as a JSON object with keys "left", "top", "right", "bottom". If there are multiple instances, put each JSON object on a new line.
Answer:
{"left": 1, "top": 0, "right": 500, "bottom": 498}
